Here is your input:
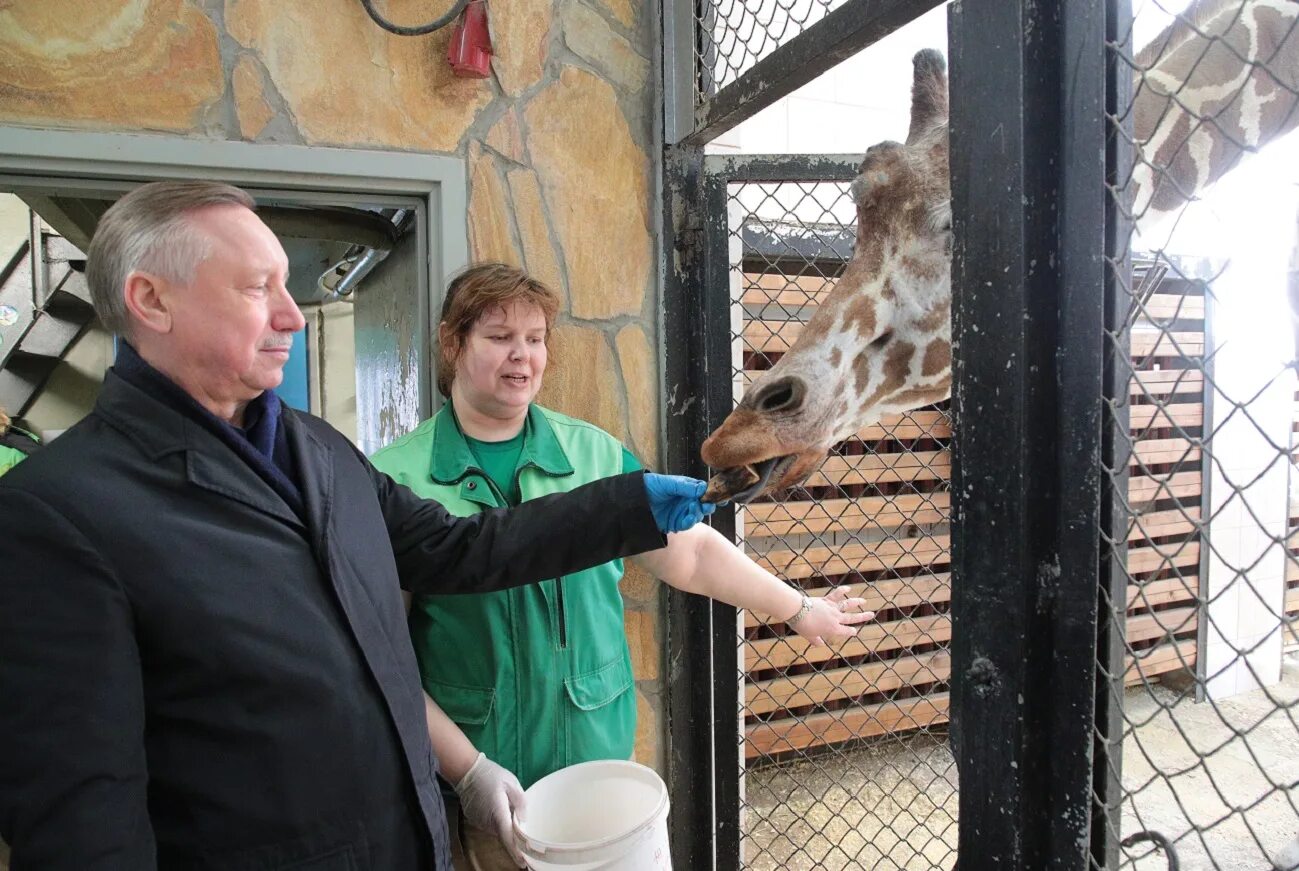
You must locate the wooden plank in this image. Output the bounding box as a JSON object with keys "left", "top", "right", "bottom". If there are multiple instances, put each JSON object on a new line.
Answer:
{"left": 1131, "top": 438, "right": 1200, "bottom": 467}
{"left": 1130, "top": 330, "right": 1205, "bottom": 358}
{"left": 744, "top": 693, "right": 950, "bottom": 758}
{"left": 743, "top": 573, "right": 1193, "bottom": 632}
{"left": 1138, "top": 294, "right": 1205, "bottom": 322}
{"left": 1127, "top": 507, "right": 1202, "bottom": 541}
{"left": 1127, "top": 576, "right": 1199, "bottom": 610}
{"left": 744, "top": 574, "right": 952, "bottom": 629}
{"left": 741, "top": 492, "right": 952, "bottom": 537}
{"left": 738, "top": 641, "right": 1194, "bottom": 757}
{"left": 1125, "top": 541, "right": 1200, "bottom": 576}
{"left": 1126, "top": 471, "right": 1201, "bottom": 504}
{"left": 745, "top": 650, "right": 951, "bottom": 716}
{"left": 1124, "top": 606, "right": 1198, "bottom": 644}
{"left": 855, "top": 411, "right": 951, "bottom": 441}
{"left": 1130, "top": 368, "right": 1203, "bottom": 397}
{"left": 743, "top": 319, "right": 804, "bottom": 353}
{"left": 740, "top": 272, "right": 836, "bottom": 306}
{"left": 1286, "top": 584, "right": 1299, "bottom": 614}
{"left": 742, "top": 316, "right": 1204, "bottom": 359}
{"left": 1127, "top": 403, "right": 1203, "bottom": 431}
{"left": 1123, "top": 639, "right": 1196, "bottom": 685}
{"left": 753, "top": 534, "right": 951, "bottom": 582}
{"left": 718, "top": 407, "right": 951, "bottom": 441}
{"left": 801, "top": 450, "right": 951, "bottom": 489}
{"left": 746, "top": 613, "right": 951, "bottom": 671}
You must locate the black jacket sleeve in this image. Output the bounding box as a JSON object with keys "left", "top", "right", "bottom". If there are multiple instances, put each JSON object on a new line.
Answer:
{"left": 0, "top": 489, "right": 156, "bottom": 869}
{"left": 360, "top": 448, "right": 667, "bottom": 595}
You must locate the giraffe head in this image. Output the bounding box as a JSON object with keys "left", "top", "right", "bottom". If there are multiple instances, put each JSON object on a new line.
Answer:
{"left": 701, "top": 49, "right": 952, "bottom": 504}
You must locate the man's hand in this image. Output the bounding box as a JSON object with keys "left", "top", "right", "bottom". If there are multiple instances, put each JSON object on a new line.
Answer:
{"left": 455, "top": 752, "right": 528, "bottom": 867}
{"left": 644, "top": 473, "right": 715, "bottom": 534}
{"left": 786, "top": 585, "right": 876, "bottom": 647}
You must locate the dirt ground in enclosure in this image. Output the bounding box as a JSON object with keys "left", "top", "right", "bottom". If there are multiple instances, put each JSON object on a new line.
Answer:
{"left": 742, "top": 654, "right": 1299, "bottom": 871}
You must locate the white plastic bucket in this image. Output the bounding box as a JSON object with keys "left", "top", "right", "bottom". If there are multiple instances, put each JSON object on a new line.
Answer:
{"left": 512, "top": 759, "right": 672, "bottom": 871}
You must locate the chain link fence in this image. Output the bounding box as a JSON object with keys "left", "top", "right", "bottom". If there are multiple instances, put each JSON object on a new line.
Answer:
{"left": 1097, "top": 2, "right": 1299, "bottom": 868}
{"left": 695, "top": 0, "right": 846, "bottom": 99}
{"left": 725, "top": 176, "right": 959, "bottom": 871}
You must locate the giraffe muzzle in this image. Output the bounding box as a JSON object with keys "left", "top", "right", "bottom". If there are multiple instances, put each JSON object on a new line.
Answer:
{"left": 702, "top": 455, "right": 793, "bottom": 505}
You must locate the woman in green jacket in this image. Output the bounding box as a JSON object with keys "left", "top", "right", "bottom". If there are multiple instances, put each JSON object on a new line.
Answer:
{"left": 0, "top": 406, "right": 40, "bottom": 476}
{"left": 370, "top": 264, "right": 873, "bottom": 869}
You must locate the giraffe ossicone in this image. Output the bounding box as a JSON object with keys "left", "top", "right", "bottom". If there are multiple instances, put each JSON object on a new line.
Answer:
{"left": 701, "top": 0, "right": 1299, "bottom": 504}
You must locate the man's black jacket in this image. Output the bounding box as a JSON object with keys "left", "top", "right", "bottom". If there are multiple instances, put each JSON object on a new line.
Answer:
{"left": 0, "top": 371, "right": 664, "bottom": 870}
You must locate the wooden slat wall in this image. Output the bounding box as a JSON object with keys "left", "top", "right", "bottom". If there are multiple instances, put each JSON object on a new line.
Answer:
{"left": 737, "top": 267, "right": 1206, "bottom": 761}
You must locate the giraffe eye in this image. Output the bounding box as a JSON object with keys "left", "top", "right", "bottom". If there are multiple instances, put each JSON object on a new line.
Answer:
{"left": 869, "top": 330, "right": 894, "bottom": 350}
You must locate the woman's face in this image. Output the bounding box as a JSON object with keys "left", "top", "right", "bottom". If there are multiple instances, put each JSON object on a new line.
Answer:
{"left": 452, "top": 301, "right": 549, "bottom": 420}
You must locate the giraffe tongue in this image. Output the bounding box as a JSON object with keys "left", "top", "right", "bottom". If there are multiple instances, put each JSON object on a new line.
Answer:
{"left": 702, "top": 457, "right": 782, "bottom": 505}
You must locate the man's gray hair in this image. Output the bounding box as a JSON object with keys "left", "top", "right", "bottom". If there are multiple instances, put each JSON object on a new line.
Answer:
{"left": 86, "top": 180, "right": 256, "bottom": 336}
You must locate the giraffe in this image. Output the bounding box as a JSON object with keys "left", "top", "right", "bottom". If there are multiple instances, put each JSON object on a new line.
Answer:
{"left": 700, "top": 0, "right": 1299, "bottom": 504}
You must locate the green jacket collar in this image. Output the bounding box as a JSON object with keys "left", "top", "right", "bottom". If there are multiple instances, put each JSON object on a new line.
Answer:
{"left": 428, "top": 403, "right": 575, "bottom": 486}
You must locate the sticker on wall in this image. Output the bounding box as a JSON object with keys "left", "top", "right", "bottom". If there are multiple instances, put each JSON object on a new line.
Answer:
{"left": 0, "top": 305, "right": 18, "bottom": 327}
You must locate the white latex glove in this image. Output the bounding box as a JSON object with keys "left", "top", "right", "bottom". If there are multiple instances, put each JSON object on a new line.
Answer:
{"left": 455, "top": 751, "right": 528, "bottom": 868}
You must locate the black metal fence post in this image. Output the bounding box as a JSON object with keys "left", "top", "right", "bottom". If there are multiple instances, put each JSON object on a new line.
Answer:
{"left": 949, "top": 1, "right": 1108, "bottom": 868}
{"left": 1092, "top": 1, "right": 1133, "bottom": 866}
{"left": 662, "top": 144, "right": 741, "bottom": 871}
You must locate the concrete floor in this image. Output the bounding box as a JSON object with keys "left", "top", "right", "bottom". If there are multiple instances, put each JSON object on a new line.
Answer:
{"left": 1, "top": 662, "right": 1291, "bottom": 871}
{"left": 742, "top": 654, "right": 1299, "bottom": 870}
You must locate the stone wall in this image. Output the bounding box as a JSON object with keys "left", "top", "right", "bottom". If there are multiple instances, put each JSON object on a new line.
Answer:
{"left": 0, "top": 0, "right": 665, "bottom": 771}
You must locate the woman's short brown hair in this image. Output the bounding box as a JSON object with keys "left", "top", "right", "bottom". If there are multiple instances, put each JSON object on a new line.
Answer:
{"left": 437, "top": 263, "right": 561, "bottom": 396}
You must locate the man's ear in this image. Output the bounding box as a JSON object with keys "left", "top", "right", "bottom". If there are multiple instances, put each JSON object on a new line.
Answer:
{"left": 123, "top": 271, "right": 173, "bottom": 335}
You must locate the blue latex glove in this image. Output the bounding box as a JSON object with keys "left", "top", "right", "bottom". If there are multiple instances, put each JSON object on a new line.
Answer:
{"left": 643, "top": 473, "right": 715, "bottom": 534}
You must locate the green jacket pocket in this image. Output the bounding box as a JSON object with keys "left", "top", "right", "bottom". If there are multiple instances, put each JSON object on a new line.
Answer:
{"left": 563, "top": 656, "right": 633, "bottom": 712}
{"left": 425, "top": 679, "right": 496, "bottom": 725}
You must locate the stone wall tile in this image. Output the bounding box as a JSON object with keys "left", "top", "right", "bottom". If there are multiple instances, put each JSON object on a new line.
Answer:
{"left": 633, "top": 686, "right": 660, "bottom": 768}
{"left": 624, "top": 608, "right": 659, "bottom": 682}
{"left": 225, "top": 0, "right": 490, "bottom": 151}
{"left": 620, "top": 560, "right": 657, "bottom": 605}
{"left": 484, "top": 108, "right": 525, "bottom": 163}
{"left": 524, "top": 66, "right": 650, "bottom": 320}
{"left": 537, "top": 322, "right": 623, "bottom": 439}
{"left": 597, "top": 0, "right": 636, "bottom": 29}
{"left": 467, "top": 145, "right": 522, "bottom": 265}
{"left": 561, "top": 1, "right": 648, "bottom": 95}
{"left": 232, "top": 54, "right": 274, "bottom": 140}
{"left": 614, "top": 324, "right": 658, "bottom": 464}
{"left": 490, "top": 0, "right": 552, "bottom": 96}
{"left": 505, "top": 168, "right": 566, "bottom": 303}
{"left": 0, "top": 1, "right": 222, "bottom": 132}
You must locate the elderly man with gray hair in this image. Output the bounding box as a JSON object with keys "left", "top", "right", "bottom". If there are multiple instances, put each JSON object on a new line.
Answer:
{"left": 0, "top": 181, "right": 715, "bottom": 870}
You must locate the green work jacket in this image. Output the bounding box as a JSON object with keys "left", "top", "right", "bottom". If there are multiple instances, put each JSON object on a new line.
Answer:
{"left": 371, "top": 403, "right": 638, "bottom": 788}
{"left": 0, "top": 445, "right": 26, "bottom": 477}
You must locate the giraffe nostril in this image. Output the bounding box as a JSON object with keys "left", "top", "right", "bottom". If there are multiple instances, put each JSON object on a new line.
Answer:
{"left": 753, "top": 376, "right": 806, "bottom": 415}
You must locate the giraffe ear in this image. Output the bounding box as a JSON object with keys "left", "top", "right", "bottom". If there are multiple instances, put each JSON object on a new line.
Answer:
{"left": 906, "top": 48, "right": 948, "bottom": 145}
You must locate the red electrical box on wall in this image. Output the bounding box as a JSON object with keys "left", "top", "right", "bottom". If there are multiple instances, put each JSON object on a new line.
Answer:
{"left": 448, "top": 0, "right": 492, "bottom": 78}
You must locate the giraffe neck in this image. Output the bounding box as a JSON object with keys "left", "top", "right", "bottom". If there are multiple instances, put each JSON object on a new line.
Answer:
{"left": 1133, "top": 0, "right": 1299, "bottom": 227}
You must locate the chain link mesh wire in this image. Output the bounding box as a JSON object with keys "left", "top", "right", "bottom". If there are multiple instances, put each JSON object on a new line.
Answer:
{"left": 695, "top": 0, "right": 849, "bottom": 100}
{"left": 1097, "top": 1, "right": 1299, "bottom": 868}
{"left": 726, "top": 178, "right": 958, "bottom": 871}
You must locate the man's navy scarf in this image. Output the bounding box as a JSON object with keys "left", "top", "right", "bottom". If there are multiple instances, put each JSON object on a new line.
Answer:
{"left": 114, "top": 342, "right": 306, "bottom": 518}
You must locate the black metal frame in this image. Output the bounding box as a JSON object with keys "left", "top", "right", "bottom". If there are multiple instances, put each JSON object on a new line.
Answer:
{"left": 662, "top": 150, "right": 863, "bottom": 870}
{"left": 665, "top": 0, "right": 944, "bottom": 147}
{"left": 949, "top": 0, "right": 1110, "bottom": 869}
{"left": 1094, "top": 2, "right": 1135, "bottom": 863}
{"left": 663, "top": 0, "right": 1128, "bottom": 867}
